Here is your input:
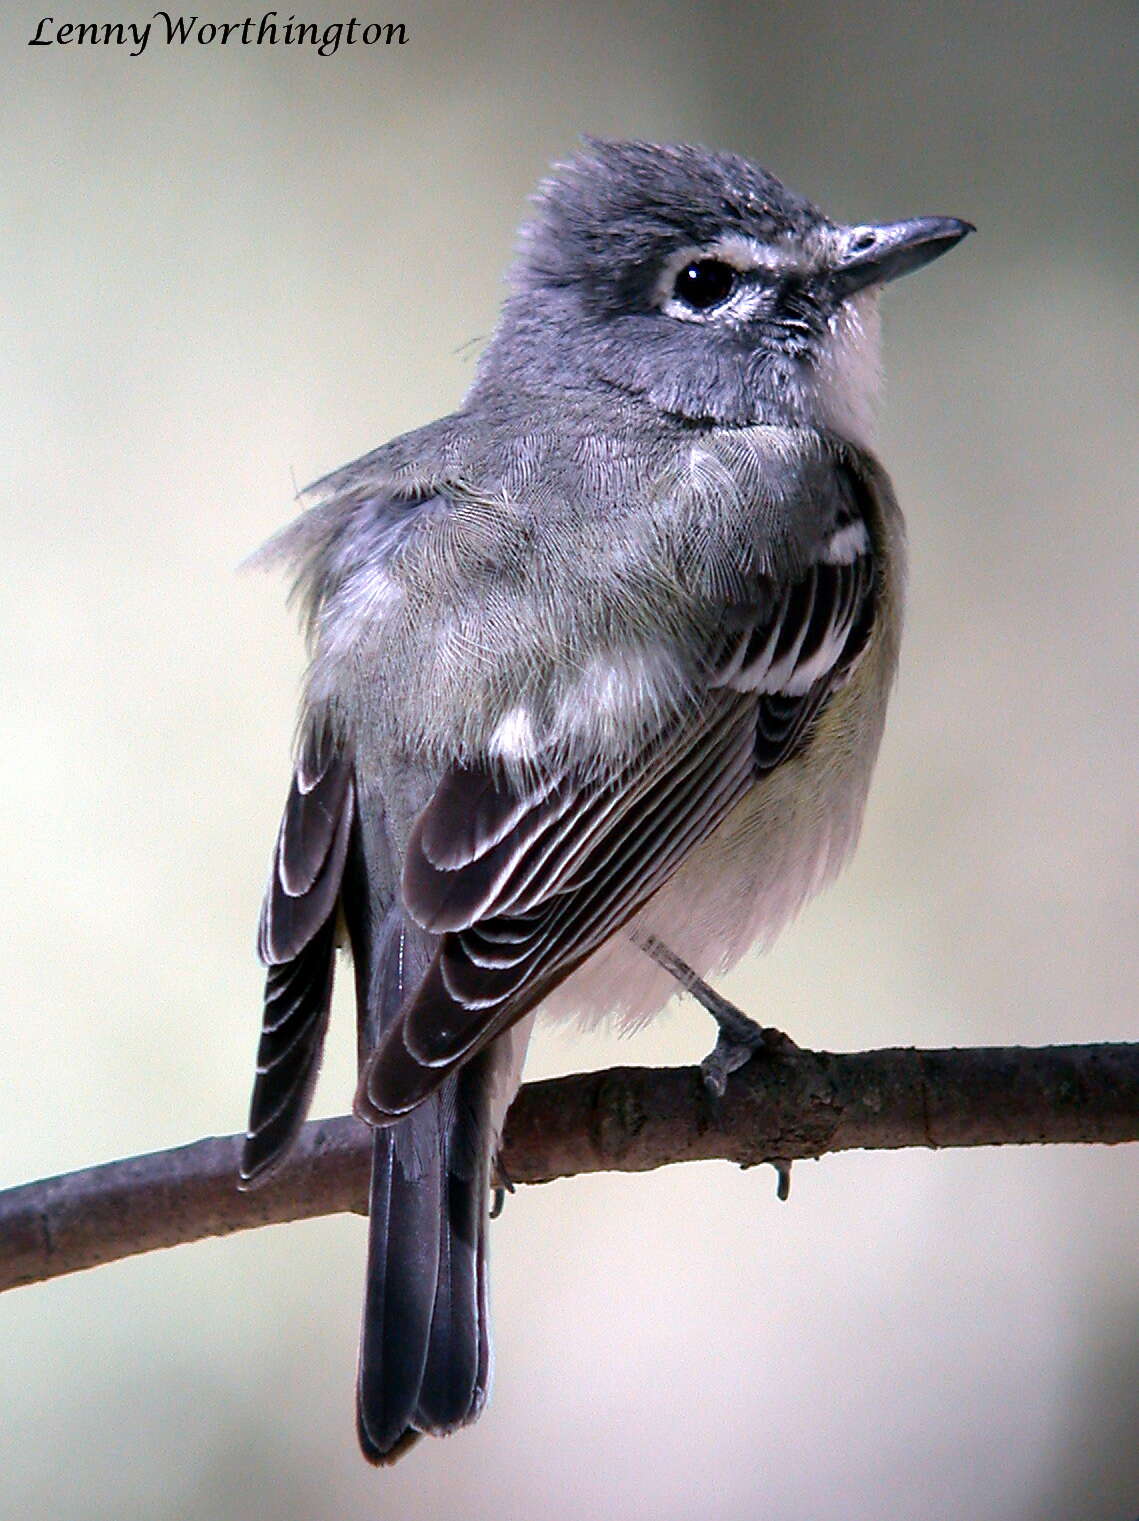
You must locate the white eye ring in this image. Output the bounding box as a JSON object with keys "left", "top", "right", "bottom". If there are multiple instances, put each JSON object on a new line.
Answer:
{"left": 653, "top": 235, "right": 786, "bottom": 322}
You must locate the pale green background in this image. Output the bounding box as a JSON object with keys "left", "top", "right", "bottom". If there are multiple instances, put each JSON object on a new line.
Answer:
{"left": 2, "top": 2, "right": 1136, "bottom": 1518}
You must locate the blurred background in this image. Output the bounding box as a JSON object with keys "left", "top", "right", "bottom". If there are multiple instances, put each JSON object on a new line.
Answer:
{"left": 2, "top": 1, "right": 1136, "bottom": 1517}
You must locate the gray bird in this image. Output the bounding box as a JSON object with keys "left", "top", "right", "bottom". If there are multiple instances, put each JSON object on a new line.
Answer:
{"left": 239, "top": 139, "right": 971, "bottom": 1463}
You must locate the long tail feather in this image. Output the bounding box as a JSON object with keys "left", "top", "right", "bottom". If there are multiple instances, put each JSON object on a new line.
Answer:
{"left": 350, "top": 896, "right": 497, "bottom": 1463}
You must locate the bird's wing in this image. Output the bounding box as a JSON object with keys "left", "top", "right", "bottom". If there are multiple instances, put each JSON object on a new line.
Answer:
{"left": 357, "top": 461, "right": 878, "bottom": 1122}
{"left": 241, "top": 724, "right": 355, "bottom": 1181}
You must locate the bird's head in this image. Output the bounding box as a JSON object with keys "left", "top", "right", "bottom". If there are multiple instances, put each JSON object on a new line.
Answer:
{"left": 475, "top": 139, "right": 971, "bottom": 448}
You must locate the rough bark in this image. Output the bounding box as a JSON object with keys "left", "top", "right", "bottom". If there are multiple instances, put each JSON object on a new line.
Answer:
{"left": 2, "top": 1042, "right": 1136, "bottom": 1295}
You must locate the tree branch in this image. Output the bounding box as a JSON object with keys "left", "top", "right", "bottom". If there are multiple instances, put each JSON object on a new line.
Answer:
{"left": 3, "top": 1042, "right": 1136, "bottom": 1295}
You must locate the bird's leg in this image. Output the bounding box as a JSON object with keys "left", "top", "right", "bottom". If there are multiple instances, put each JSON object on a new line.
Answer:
{"left": 634, "top": 933, "right": 798, "bottom": 1097}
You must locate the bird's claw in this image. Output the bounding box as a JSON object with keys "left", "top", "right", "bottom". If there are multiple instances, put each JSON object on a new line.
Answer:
{"left": 634, "top": 931, "right": 797, "bottom": 1095}
{"left": 699, "top": 1019, "right": 794, "bottom": 1096}
{"left": 700, "top": 1026, "right": 761, "bottom": 1097}
{"left": 490, "top": 1155, "right": 516, "bottom": 1219}
{"left": 769, "top": 1158, "right": 793, "bottom": 1201}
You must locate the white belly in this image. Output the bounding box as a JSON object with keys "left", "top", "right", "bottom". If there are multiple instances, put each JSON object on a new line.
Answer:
{"left": 537, "top": 607, "right": 895, "bottom": 1033}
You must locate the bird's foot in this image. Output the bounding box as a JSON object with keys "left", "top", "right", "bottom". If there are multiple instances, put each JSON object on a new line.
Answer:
{"left": 768, "top": 1158, "right": 793, "bottom": 1202}
{"left": 699, "top": 1018, "right": 797, "bottom": 1098}
{"left": 490, "top": 1156, "right": 516, "bottom": 1219}
{"left": 634, "top": 933, "right": 797, "bottom": 1097}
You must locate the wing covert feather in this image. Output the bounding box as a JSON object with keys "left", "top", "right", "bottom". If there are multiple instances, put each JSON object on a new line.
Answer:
{"left": 357, "top": 450, "right": 883, "bottom": 1122}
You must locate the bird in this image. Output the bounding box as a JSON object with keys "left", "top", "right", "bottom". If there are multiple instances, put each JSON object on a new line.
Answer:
{"left": 238, "top": 138, "right": 972, "bottom": 1463}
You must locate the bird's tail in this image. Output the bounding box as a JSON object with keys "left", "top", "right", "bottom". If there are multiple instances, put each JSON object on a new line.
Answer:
{"left": 356, "top": 1053, "right": 494, "bottom": 1462}
{"left": 352, "top": 905, "right": 498, "bottom": 1463}
{"left": 243, "top": 732, "right": 500, "bottom": 1462}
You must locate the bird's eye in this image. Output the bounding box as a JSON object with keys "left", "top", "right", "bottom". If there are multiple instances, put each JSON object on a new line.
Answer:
{"left": 672, "top": 259, "right": 737, "bottom": 311}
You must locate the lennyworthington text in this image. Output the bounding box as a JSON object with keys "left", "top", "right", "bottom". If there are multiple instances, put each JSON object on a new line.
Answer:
{"left": 28, "top": 12, "right": 408, "bottom": 57}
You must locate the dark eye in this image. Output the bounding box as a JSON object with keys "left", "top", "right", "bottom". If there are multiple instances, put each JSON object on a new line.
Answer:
{"left": 672, "top": 259, "right": 737, "bottom": 311}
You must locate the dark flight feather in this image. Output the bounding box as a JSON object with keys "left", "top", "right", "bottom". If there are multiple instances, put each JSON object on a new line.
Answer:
{"left": 357, "top": 480, "right": 877, "bottom": 1124}
{"left": 241, "top": 732, "right": 355, "bottom": 1183}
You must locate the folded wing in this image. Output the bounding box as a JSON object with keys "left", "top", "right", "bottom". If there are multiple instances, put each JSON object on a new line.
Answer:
{"left": 241, "top": 725, "right": 355, "bottom": 1183}
{"left": 357, "top": 464, "right": 878, "bottom": 1122}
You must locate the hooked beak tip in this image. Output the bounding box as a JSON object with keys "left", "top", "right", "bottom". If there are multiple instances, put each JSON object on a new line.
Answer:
{"left": 834, "top": 215, "right": 974, "bottom": 298}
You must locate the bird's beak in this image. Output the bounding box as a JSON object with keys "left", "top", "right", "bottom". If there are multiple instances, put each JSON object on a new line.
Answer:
{"left": 830, "top": 216, "right": 974, "bottom": 299}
